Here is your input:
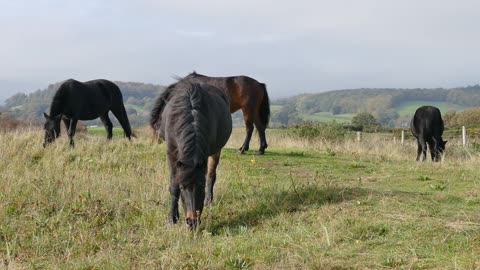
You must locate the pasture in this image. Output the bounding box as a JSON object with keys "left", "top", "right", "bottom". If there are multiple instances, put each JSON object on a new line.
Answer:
{"left": 1, "top": 127, "right": 479, "bottom": 269}
{"left": 394, "top": 101, "right": 467, "bottom": 117}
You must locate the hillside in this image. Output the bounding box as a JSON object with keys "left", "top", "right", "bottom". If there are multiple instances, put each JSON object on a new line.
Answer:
{"left": 3, "top": 82, "right": 480, "bottom": 128}
{"left": 271, "top": 86, "right": 480, "bottom": 127}
{"left": 1, "top": 80, "right": 165, "bottom": 126}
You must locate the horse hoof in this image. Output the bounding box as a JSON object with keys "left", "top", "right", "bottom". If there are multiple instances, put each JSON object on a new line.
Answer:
{"left": 255, "top": 151, "right": 265, "bottom": 155}
{"left": 237, "top": 149, "right": 245, "bottom": 154}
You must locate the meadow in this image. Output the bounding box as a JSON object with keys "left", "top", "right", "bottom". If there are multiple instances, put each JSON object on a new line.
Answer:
{"left": 1, "top": 127, "right": 479, "bottom": 269}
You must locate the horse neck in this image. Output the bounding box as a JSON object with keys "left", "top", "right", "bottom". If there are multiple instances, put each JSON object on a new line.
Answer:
{"left": 49, "top": 94, "right": 64, "bottom": 117}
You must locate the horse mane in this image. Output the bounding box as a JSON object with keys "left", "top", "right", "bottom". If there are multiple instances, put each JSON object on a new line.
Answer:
{"left": 49, "top": 82, "right": 69, "bottom": 116}
{"left": 187, "top": 70, "right": 206, "bottom": 78}
{"left": 169, "top": 82, "right": 209, "bottom": 169}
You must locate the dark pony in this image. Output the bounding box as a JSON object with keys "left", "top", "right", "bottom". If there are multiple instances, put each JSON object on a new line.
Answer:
{"left": 411, "top": 106, "right": 447, "bottom": 162}
{"left": 184, "top": 71, "right": 270, "bottom": 154}
{"left": 43, "top": 79, "right": 132, "bottom": 147}
{"left": 150, "top": 79, "right": 232, "bottom": 229}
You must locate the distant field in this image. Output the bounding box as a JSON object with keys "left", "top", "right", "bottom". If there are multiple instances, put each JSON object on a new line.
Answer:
{"left": 299, "top": 112, "right": 355, "bottom": 123}
{"left": 393, "top": 101, "right": 467, "bottom": 117}
{"left": 270, "top": 100, "right": 470, "bottom": 124}
{"left": 270, "top": 104, "right": 283, "bottom": 113}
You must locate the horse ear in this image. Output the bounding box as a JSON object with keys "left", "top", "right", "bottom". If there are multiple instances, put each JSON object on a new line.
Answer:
{"left": 444, "top": 140, "right": 448, "bottom": 145}
{"left": 43, "top": 112, "right": 50, "bottom": 119}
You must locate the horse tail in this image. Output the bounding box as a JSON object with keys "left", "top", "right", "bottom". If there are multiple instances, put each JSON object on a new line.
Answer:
{"left": 150, "top": 86, "right": 174, "bottom": 130}
{"left": 120, "top": 103, "right": 135, "bottom": 138}
{"left": 109, "top": 82, "right": 134, "bottom": 139}
{"left": 259, "top": 83, "right": 270, "bottom": 128}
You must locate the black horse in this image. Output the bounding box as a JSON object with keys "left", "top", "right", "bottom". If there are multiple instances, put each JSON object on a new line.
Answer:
{"left": 150, "top": 79, "right": 232, "bottom": 229}
{"left": 43, "top": 79, "right": 133, "bottom": 147}
{"left": 184, "top": 72, "right": 270, "bottom": 155}
{"left": 410, "top": 106, "right": 447, "bottom": 162}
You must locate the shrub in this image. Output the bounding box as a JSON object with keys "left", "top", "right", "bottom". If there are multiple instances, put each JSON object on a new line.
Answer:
{"left": 289, "top": 121, "right": 346, "bottom": 142}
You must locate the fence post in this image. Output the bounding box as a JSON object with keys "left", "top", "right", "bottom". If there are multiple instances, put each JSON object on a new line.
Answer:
{"left": 401, "top": 130, "right": 405, "bottom": 145}
{"left": 393, "top": 137, "right": 397, "bottom": 144}
{"left": 356, "top": 131, "right": 361, "bottom": 142}
{"left": 462, "top": 126, "right": 467, "bottom": 146}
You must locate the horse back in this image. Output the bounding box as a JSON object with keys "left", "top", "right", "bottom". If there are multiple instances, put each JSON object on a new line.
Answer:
{"left": 53, "top": 79, "right": 121, "bottom": 120}
{"left": 411, "top": 106, "right": 444, "bottom": 139}
{"left": 160, "top": 82, "right": 232, "bottom": 158}
{"left": 192, "top": 75, "right": 265, "bottom": 113}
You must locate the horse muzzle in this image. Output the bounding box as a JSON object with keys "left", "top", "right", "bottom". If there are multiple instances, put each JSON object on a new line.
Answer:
{"left": 185, "top": 210, "right": 201, "bottom": 230}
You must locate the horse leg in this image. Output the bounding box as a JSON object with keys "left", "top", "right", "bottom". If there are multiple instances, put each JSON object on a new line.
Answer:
{"left": 416, "top": 140, "right": 422, "bottom": 161}
{"left": 62, "top": 117, "right": 71, "bottom": 134}
{"left": 427, "top": 138, "right": 436, "bottom": 161}
{"left": 67, "top": 119, "right": 78, "bottom": 147}
{"left": 167, "top": 156, "right": 180, "bottom": 223}
{"left": 238, "top": 109, "right": 254, "bottom": 154}
{"left": 205, "top": 152, "right": 221, "bottom": 205}
{"left": 419, "top": 137, "right": 427, "bottom": 161}
{"left": 111, "top": 106, "right": 132, "bottom": 140}
{"left": 169, "top": 184, "right": 180, "bottom": 224}
{"left": 100, "top": 114, "right": 113, "bottom": 140}
{"left": 253, "top": 118, "right": 268, "bottom": 155}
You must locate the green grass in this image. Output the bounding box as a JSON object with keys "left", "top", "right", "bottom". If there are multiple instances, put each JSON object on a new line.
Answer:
{"left": 87, "top": 126, "right": 126, "bottom": 137}
{"left": 1, "top": 128, "right": 480, "bottom": 269}
{"left": 394, "top": 101, "right": 467, "bottom": 117}
{"left": 270, "top": 105, "right": 283, "bottom": 113}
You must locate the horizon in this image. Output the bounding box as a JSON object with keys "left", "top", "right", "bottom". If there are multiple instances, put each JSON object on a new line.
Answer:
{"left": 2, "top": 79, "right": 480, "bottom": 104}
{"left": 1, "top": 1, "right": 480, "bottom": 102}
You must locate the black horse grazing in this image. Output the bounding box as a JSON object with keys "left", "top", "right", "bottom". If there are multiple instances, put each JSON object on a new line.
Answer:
{"left": 150, "top": 79, "right": 232, "bottom": 229}
{"left": 43, "top": 79, "right": 133, "bottom": 147}
{"left": 410, "top": 106, "right": 447, "bottom": 162}
{"left": 184, "top": 72, "right": 270, "bottom": 154}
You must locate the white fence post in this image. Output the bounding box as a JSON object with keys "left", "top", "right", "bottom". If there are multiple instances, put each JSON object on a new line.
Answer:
{"left": 356, "top": 131, "right": 361, "bottom": 142}
{"left": 462, "top": 126, "right": 467, "bottom": 146}
{"left": 401, "top": 130, "right": 405, "bottom": 145}
{"left": 393, "top": 137, "right": 397, "bottom": 144}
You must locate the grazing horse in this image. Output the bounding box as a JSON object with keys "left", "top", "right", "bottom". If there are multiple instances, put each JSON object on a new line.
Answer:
{"left": 184, "top": 71, "right": 270, "bottom": 154}
{"left": 43, "top": 79, "right": 133, "bottom": 147}
{"left": 150, "top": 79, "right": 232, "bottom": 229}
{"left": 410, "top": 106, "right": 447, "bottom": 162}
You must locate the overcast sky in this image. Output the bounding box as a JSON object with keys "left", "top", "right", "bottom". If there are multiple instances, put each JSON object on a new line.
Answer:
{"left": 1, "top": 0, "right": 479, "bottom": 101}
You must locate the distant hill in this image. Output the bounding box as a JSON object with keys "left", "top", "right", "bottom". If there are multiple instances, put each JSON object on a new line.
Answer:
{"left": 271, "top": 85, "right": 480, "bottom": 127}
{"left": 3, "top": 81, "right": 480, "bottom": 128}
{"left": 1, "top": 80, "right": 165, "bottom": 127}
{"left": 0, "top": 80, "right": 246, "bottom": 127}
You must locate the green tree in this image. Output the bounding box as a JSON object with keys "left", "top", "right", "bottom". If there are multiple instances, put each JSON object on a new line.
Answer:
{"left": 351, "top": 112, "right": 377, "bottom": 130}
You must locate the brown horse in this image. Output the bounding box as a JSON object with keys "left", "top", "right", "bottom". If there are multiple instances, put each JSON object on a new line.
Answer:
{"left": 184, "top": 72, "right": 270, "bottom": 154}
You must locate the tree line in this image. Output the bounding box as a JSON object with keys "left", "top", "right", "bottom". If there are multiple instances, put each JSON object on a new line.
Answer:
{"left": 3, "top": 82, "right": 480, "bottom": 128}
{"left": 272, "top": 85, "right": 480, "bottom": 127}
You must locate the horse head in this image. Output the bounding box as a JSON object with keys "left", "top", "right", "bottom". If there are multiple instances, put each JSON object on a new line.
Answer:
{"left": 43, "top": 113, "right": 62, "bottom": 147}
{"left": 175, "top": 161, "right": 207, "bottom": 230}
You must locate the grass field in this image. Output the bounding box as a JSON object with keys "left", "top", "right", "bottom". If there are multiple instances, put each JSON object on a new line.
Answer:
{"left": 87, "top": 126, "right": 126, "bottom": 137}
{"left": 272, "top": 100, "right": 469, "bottom": 124}
{"left": 393, "top": 101, "right": 467, "bottom": 117}
{"left": 1, "top": 128, "right": 480, "bottom": 269}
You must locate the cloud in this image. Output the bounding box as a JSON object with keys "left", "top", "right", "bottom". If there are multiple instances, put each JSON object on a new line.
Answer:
{"left": 174, "top": 30, "right": 215, "bottom": 38}
{"left": 1, "top": 0, "right": 480, "bottom": 98}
